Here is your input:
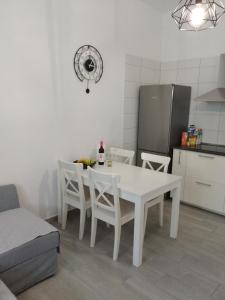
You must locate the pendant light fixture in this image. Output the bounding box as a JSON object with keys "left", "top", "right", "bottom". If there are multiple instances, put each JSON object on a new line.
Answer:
{"left": 172, "top": 0, "right": 225, "bottom": 31}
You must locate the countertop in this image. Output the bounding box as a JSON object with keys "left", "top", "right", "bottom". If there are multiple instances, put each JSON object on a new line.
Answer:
{"left": 174, "top": 143, "right": 225, "bottom": 157}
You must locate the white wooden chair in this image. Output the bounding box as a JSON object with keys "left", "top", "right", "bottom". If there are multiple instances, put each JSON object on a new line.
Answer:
{"left": 141, "top": 152, "right": 171, "bottom": 236}
{"left": 88, "top": 167, "right": 134, "bottom": 261}
{"left": 58, "top": 160, "right": 91, "bottom": 240}
{"left": 110, "top": 147, "right": 135, "bottom": 165}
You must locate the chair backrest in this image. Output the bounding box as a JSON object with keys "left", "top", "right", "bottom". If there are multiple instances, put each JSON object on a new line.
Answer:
{"left": 141, "top": 152, "right": 171, "bottom": 173}
{"left": 110, "top": 147, "right": 135, "bottom": 165}
{"left": 88, "top": 167, "right": 121, "bottom": 219}
{"left": 58, "top": 160, "right": 85, "bottom": 205}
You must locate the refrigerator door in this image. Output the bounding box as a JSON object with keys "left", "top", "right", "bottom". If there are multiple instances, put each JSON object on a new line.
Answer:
{"left": 138, "top": 85, "right": 173, "bottom": 154}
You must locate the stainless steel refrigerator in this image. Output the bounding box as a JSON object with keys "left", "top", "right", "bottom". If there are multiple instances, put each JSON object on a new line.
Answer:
{"left": 137, "top": 84, "right": 191, "bottom": 168}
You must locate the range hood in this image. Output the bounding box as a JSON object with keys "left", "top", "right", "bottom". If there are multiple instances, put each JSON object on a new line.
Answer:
{"left": 195, "top": 88, "right": 225, "bottom": 102}
{"left": 195, "top": 54, "right": 225, "bottom": 102}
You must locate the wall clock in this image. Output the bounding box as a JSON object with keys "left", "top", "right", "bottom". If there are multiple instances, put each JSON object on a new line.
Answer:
{"left": 74, "top": 45, "right": 103, "bottom": 94}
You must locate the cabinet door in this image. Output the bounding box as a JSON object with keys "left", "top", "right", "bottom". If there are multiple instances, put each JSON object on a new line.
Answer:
{"left": 186, "top": 151, "right": 225, "bottom": 184}
{"left": 172, "top": 149, "right": 187, "bottom": 201}
{"left": 184, "top": 176, "right": 225, "bottom": 214}
{"left": 172, "top": 149, "right": 187, "bottom": 176}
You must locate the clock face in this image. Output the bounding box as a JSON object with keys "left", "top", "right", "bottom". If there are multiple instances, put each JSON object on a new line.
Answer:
{"left": 74, "top": 45, "right": 103, "bottom": 83}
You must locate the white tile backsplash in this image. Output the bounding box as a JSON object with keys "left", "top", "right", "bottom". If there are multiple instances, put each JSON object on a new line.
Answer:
{"left": 202, "top": 130, "right": 219, "bottom": 144}
{"left": 125, "top": 64, "right": 140, "bottom": 82}
{"left": 140, "top": 67, "right": 155, "bottom": 84}
{"left": 192, "top": 112, "right": 220, "bottom": 131}
{"left": 125, "top": 54, "right": 142, "bottom": 67}
{"left": 160, "top": 69, "right": 177, "bottom": 84}
{"left": 219, "top": 113, "right": 225, "bottom": 131}
{"left": 124, "top": 113, "right": 138, "bottom": 129}
{"left": 197, "top": 102, "right": 221, "bottom": 113}
{"left": 199, "top": 66, "right": 219, "bottom": 83}
{"left": 220, "top": 103, "right": 225, "bottom": 112}
{"left": 124, "top": 82, "right": 140, "bottom": 98}
{"left": 124, "top": 53, "right": 225, "bottom": 147}
{"left": 190, "top": 84, "right": 198, "bottom": 100}
{"left": 218, "top": 131, "right": 225, "bottom": 145}
{"left": 177, "top": 68, "right": 199, "bottom": 84}
{"left": 124, "top": 98, "right": 138, "bottom": 114}
{"left": 124, "top": 54, "right": 160, "bottom": 149}
{"left": 178, "top": 58, "right": 201, "bottom": 69}
{"left": 141, "top": 58, "right": 160, "bottom": 70}
{"left": 200, "top": 56, "right": 220, "bottom": 67}
{"left": 124, "top": 128, "right": 137, "bottom": 144}
{"left": 123, "top": 142, "right": 137, "bottom": 151}
{"left": 161, "top": 61, "right": 178, "bottom": 70}
{"left": 190, "top": 100, "right": 198, "bottom": 113}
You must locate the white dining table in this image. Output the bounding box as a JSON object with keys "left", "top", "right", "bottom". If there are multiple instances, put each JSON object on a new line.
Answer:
{"left": 81, "top": 162, "right": 182, "bottom": 267}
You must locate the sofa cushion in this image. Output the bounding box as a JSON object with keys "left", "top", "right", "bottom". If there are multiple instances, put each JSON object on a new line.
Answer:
{"left": 0, "top": 208, "right": 58, "bottom": 255}
{"left": 0, "top": 185, "right": 19, "bottom": 213}
{"left": 0, "top": 231, "right": 59, "bottom": 273}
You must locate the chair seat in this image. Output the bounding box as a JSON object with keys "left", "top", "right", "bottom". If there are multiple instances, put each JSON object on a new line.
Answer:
{"left": 98, "top": 195, "right": 134, "bottom": 223}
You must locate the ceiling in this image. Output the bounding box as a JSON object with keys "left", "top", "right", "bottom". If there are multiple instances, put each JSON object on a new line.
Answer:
{"left": 143, "top": 0, "right": 179, "bottom": 12}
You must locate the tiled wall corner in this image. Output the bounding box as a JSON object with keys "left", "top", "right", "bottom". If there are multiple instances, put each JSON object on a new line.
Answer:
{"left": 124, "top": 53, "right": 225, "bottom": 149}
{"left": 123, "top": 54, "right": 161, "bottom": 151}
{"left": 160, "top": 54, "right": 225, "bottom": 145}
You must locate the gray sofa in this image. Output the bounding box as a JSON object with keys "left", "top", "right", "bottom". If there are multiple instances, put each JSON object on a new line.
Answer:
{"left": 0, "top": 184, "right": 60, "bottom": 295}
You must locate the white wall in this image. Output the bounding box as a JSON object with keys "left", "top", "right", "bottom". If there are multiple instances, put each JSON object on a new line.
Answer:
{"left": 0, "top": 0, "right": 57, "bottom": 218}
{"left": 161, "top": 12, "right": 225, "bottom": 61}
{"left": 117, "top": 0, "right": 162, "bottom": 61}
{"left": 0, "top": 0, "right": 162, "bottom": 217}
{"left": 54, "top": 0, "right": 124, "bottom": 162}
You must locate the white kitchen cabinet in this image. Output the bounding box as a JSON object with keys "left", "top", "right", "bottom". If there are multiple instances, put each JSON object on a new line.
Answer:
{"left": 186, "top": 151, "right": 225, "bottom": 184}
{"left": 172, "top": 148, "right": 225, "bottom": 215}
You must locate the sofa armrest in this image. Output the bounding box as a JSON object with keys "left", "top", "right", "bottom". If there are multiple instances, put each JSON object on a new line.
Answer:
{"left": 0, "top": 185, "right": 20, "bottom": 213}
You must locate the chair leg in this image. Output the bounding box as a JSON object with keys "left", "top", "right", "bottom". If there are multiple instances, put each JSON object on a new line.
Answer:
{"left": 90, "top": 217, "right": 97, "bottom": 247}
{"left": 61, "top": 202, "right": 68, "bottom": 230}
{"left": 159, "top": 200, "right": 164, "bottom": 227}
{"left": 113, "top": 224, "right": 121, "bottom": 261}
{"left": 79, "top": 209, "right": 86, "bottom": 240}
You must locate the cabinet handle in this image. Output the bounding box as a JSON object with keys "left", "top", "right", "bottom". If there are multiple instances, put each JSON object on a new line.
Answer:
{"left": 198, "top": 154, "right": 215, "bottom": 159}
{"left": 196, "top": 181, "right": 212, "bottom": 187}
{"left": 178, "top": 151, "right": 181, "bottom": 165}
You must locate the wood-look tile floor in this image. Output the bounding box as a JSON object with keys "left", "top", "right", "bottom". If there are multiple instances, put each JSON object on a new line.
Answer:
{"left": 18, "top": 201, "right": 225, "bottom": 300}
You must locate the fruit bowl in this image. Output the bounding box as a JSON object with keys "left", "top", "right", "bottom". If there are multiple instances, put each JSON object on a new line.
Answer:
{"left": 73, "top": 159, "right": 96, "bottom": 169}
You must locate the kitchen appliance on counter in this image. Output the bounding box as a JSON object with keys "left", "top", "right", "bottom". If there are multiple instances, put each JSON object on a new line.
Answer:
{"left": 137, "top": 84, "right": 191, "bottom": 168}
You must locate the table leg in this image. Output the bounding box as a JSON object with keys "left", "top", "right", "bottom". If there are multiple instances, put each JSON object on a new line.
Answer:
{"left": 133, "top": 200, "right": 145, "bottom": 267}
{"left": 170, "top": 181, "right": 181, "bottom": 239}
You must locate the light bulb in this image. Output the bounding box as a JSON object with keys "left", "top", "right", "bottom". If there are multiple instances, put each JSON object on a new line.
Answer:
{"left": 190, "top": 4, "right": 207, "bottom": 28}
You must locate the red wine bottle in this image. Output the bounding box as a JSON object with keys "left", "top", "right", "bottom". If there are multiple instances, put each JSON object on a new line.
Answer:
{"left": 98, "top": 141, "right": 105, "bottom": 165}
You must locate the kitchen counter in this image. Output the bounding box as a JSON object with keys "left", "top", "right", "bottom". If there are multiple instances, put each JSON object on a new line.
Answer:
{"left": 174, "top": 143, "right": 225, "bottom": 157}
